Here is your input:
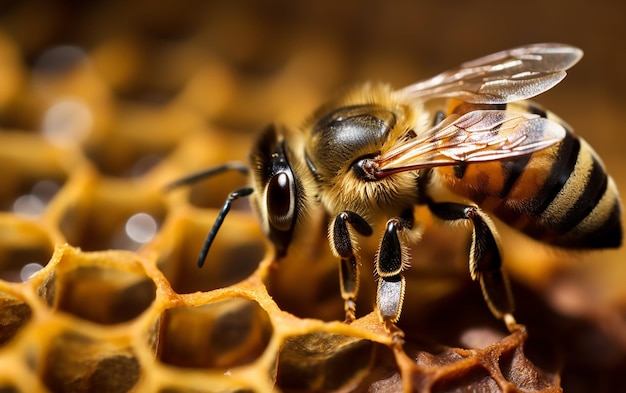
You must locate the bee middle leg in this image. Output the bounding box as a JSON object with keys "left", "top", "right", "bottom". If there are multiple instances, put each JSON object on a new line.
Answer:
{"left": 428, "top": 202, "right": 519, "bottom": 332}
{"left": 375, "top": 210, "right": 414, "bottom": 342}
{"left": 330, "top": 211, "right": 373, "bottom": 322}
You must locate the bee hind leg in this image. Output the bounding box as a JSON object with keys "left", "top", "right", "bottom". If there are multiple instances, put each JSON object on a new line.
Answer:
{"left": 428, "top": 202, "right": 519, "bottom": 333}
{"left": 330, "top": 211, "right": 373, "bottom": 322}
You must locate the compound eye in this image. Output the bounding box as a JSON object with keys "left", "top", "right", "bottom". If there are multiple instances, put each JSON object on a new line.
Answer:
{"left": 266, "top": 171, "right": 295, "bottom": 231}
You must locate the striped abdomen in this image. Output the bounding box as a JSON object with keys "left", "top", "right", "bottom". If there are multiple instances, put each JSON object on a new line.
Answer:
{"left": 436, "top": 102, "right": 622, "bottom": 249}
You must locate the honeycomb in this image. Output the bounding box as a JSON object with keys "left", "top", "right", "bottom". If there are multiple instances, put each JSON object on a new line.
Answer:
{"left": 1, "top": 1, "right": 626, "bottom": 392}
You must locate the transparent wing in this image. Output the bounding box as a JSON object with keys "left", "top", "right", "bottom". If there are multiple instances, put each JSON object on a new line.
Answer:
{"left": 373, "top": 110, "right": 566, "bottom": 176}
{"left": 396, "top": 43, "right": 583, "bottom": 104}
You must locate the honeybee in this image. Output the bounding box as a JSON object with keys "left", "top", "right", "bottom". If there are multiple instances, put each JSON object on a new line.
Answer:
{"left": 170, "top": 43, "right": 622, "bottom": 338}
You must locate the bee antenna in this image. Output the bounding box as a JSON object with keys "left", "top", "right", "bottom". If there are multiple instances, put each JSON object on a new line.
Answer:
{"left": 165, "top": 161, "right": 249, "bottom": 190}
{"left": 197, "top": 187, "right": 254, "bottom": 268}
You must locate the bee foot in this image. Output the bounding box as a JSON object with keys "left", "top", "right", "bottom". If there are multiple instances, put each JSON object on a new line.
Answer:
{"left": 343, "top": 300, "right": 356, "bottom": 323}
{"left": 384, "top": 320, "right": 405, "bottom": 347}
{"left": 504, "top": 313, "right": 524, "bottom": 333}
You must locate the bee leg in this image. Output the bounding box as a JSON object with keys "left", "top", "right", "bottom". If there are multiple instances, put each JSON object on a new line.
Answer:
{"left": 428, "top": 202, "right": 518, "bottom": 332}
{"left": 331, "top": 211, "right": 373, "bottom": 322}
{"left": 376, "top": 212, "right": 413, "bottom": 342}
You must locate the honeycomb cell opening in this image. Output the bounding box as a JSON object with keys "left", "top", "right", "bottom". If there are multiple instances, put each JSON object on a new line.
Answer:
{"left": 0, "top": 132, "right": 79, "bottom": 217}
{"left": 84, "top": 144, "right": 170, "bottom": 178}
{"left": 0, "top": 291, "right": 33, "bottom": 346}
{"left": 163, "top": 131, "right": 252, "bottom": 211}
{"left": 0, "top": 169, "right": 65, "bottom": 212}
{"left": 0, "top": 245, "right": 52, "bottom": 284}
{"left": 187, "top": 176, "right": 251, "bottom": 211}
{"left": 276, "top": 331, "right": 399, "bottom": 392}
{"left": 157, "top": 212, "right": 263, "bottom": 294}
{"left": 0, "top": 217, "right": 54, "bottom": 283}
{"left": 0, "top": 135, "right": 69, "bottom": 216}
{"left": 264, "top": 234, "right": 375, "bottom": 322}
{"left": 92, "top": 38, "right": 196, "bottom": 105}
{"left": 58, "top": 180, "right": 166, "bottom": 252}
{"left": 54, "top": 264, "right": 156, "bottom": 325}
{"left": 157, "top": 297, "right": 273, "bottom": 369}
{"left": 428, "top": 365, "right": 497, "bottom": 392}
{"left": 42, "top": 331, "right": 140, "bottom": 393}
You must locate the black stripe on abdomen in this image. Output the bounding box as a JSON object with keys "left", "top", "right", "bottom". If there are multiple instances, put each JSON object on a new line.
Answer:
{"left": 515, "top": 135, "right": 621, "bottom": 249}
{"left": 498, "top": 155, "right": 532, "bottom": 199}
{"left": 546, "top": 153, "right": 608, "bottom": 233}
{"left": 553, "top": 177, "right": 622, "bottom": 249}
{"left": 529, "top": 131, "right": 580, "bottom": 215}
{"left": 571, "top": 196, "right": 622, "bottom": 248}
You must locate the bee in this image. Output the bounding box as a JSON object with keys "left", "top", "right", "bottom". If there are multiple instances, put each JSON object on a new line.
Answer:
{"left": 169, "top": 43, "right": 622, "bottom": 338}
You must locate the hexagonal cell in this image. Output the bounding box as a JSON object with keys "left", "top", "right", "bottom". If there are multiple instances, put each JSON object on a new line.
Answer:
{"left": 186, "top": 168, "right": 250, "bottom": 211}
{"left": 42, "top": 330, "right": 140, "bottom": 393}
{"left": 264, "top": 221, "right": 378, "bottom": 322}
{"left": 157, "top": 211, "right": 264, "bottom": 294}
{"left": 48, "top": 250, "right": 156, "bottom": 325}
{"left": 58, "top": 178, "right": 166, "bottom": 252}
{"left": 0, "top": 216, "right": 53, "bottom": 283}
{"left": 275, "top": 331, "right": 399, "bottom": 392}
{"left": 498, "top": 344, "right": 556, "bottom": 391}
{"left": 0, "top": 134, "right": 69, "bottom": 215}
{"left": 82, "top": 101, "right": 199, "bottom": 178}
{"left": 56, "top": 266, "right": 155, "bottom": 325}
{"left": 265, "top": 249, "right": 346, "bottom": 322}
{"left": 428, "top": 365, "right": 498, "bottom": 392}
{"left": 91, "top": 37, "right": 196, "bottom": 104}
{"left": 157, "top": 297, "right": 272, "bottom": 369}
{"left": 0, "top": 291, "right": 32, "bottom": 346}
{"left": 162, "top": 131, "right": 251, "bottom": 210}
{"left": 83, "top": 133, "right": 171, "bottom": 178}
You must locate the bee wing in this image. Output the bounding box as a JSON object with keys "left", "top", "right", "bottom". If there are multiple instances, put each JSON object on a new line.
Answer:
{"left": 396, "top": 43, "right": 583, "bottom": 104}
{"left": 375, "top": 110, "right": 566, "bottom": 174}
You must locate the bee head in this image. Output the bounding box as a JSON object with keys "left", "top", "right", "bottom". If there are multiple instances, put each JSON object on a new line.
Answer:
{"left": 249, "top": 124, "right": 304, "bottom": 258}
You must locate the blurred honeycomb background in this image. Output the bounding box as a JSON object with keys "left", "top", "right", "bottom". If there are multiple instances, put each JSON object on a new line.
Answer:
{"left": 0, "top": 0, "right": 625, "bottom": 392}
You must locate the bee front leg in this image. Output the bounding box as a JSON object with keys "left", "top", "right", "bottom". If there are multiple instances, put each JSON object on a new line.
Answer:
{"left": 330, "top": 211, "right": 373, "bottom": 322}
{"left": 428, "top": 202, "right": 519, "bottom": 332}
